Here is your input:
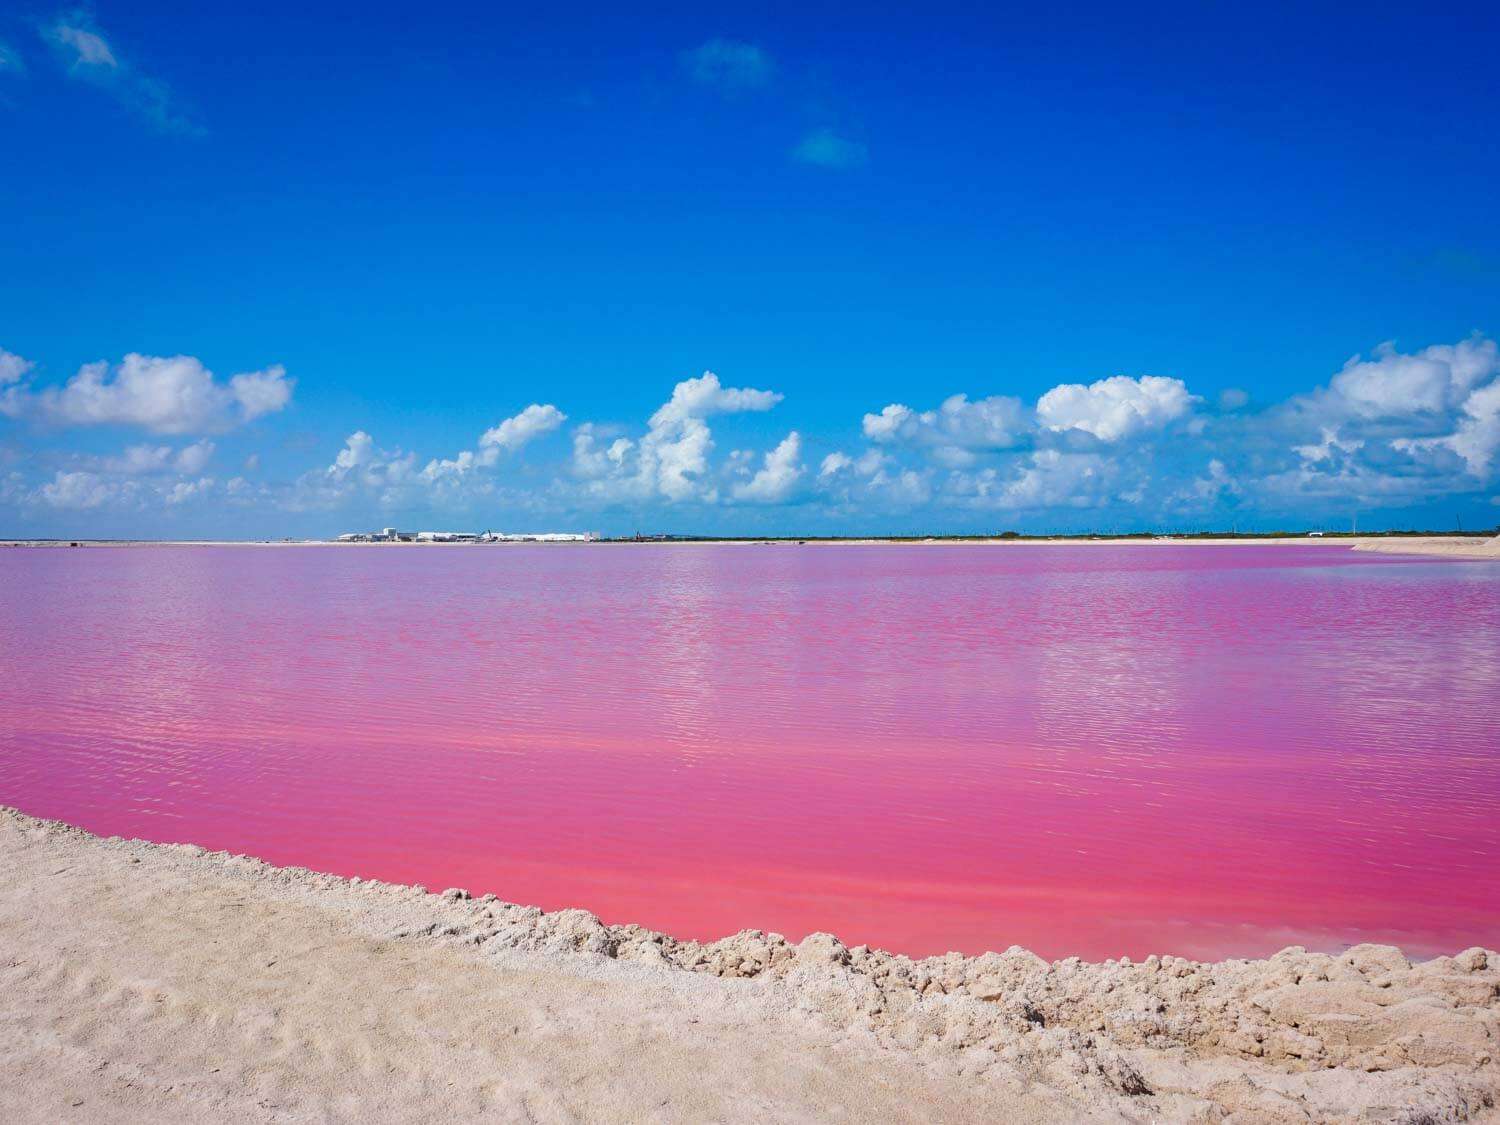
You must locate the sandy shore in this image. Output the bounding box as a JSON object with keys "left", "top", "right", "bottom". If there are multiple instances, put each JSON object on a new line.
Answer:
{"left": 2, "top": 808, "right": 1496, "bottom": 1123}
{"left": 5, "top": 534, "right": 1499, "bottom": 559}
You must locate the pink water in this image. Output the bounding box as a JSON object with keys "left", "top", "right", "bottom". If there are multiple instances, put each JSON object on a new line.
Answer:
{"left": 2, "top": 543, "right": 1497, "bottom": 960}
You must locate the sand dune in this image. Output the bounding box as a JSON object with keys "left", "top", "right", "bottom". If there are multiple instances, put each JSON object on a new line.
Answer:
{"left": 1347, "top": 534, "right": 1500, "bottom": 559}
{"left": 2, "top": 807, "right": 1497, "bottom": 1124}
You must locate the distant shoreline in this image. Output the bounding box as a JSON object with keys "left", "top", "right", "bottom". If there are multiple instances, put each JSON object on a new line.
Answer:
{"left": 4, "top": 532, "right": 1498, "bottom": 559}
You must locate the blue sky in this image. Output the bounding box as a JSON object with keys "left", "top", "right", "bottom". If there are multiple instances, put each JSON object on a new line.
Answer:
{"left": 2, "top": 2, "right": 1499, "bottom": 536}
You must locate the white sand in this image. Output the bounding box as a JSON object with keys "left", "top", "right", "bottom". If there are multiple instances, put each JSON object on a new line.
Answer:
{"left": 2, "top": 807, "right": 1496, "bottom": 1123}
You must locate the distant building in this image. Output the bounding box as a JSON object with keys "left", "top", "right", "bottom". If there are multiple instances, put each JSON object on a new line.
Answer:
{"left": 478, "top": 531, "right": 597, "bottom": 543}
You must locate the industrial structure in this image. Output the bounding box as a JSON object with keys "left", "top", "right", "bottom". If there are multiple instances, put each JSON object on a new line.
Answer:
{"left": 335, "top": 528, "right": 597, "bottom": 543}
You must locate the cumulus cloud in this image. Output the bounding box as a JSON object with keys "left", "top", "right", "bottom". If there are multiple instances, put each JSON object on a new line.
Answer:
{"left": 863, "top": 393, "right": 1028, "bottom": 458}
{"left": 13, "top": 335, "right": 1497, "bottom": 530}
{"left": 164, "top": 476, "right": 214, "bottom": 504}
{"left": 946, "top": 450, "right": 1118, "bottom": 511}
{"left": 734, "top": 432, "right": 803, "bottom": 502}
{"left": 420, "top": 403, "right": 566, "bottom": 486}
{"left": 793, "top": 128, "right": 867, "bottom": 169}
{"left": 1446, "top": 379, "right": 1500, "bottom": 476}
{"left": 680, "top": 39, "right": 773, "bottom": 91}
{"left": 6, "top": 353, "right": 293, "bottom": 434}
{"left": 37, "top": 470, "right": 129, "bottom": 510}
{"left": 230, "top": 367, "right": 294, "bottom": 421}
{"left": 95, "top": 441, "right": 212, "bottom": 475}
{"left": 291, "top": 430, "right": 419, "bottom": 510}
{"left": 102, "top": 444, "right": 174, "bottom": 474}
{"left": 1396, "top": 377, "right": 1500, "bottom": 478}
{"left": 329, "top": 431, "right": 376, "bottom": 478}
{"left": 639, "top": 373, "right": 781, "bottom": 501}
{"left": 1037, "top": 375, "right": 1197, "bottom": 441}
{"left": 819, "top": 451, "right": 853, "bottom": 478}
{"left": 1172, "top": 458, "right": 1242, "bottom": 508}
{"left": 174, "top": 439, "right": 215, "bottom": 474}
{"left": 42, "top": 13, "right": 200, "bottom": 134}
{"left": 572, "top": 371, "right": 784, "bottom": 504}
{"left": 1280, "top": 335, "right": 1500, "bottom": 494}
{"left": 477, "top": 403, "right": 566, "bottom": 464}
{"left": 572, "top": 423, "right": 634, "bottom": 479}
{"left": 649, "top": 371, "right": 781, "bottom": 427}
{"left": 0, "top": 347, "right": 34, "bottom": 387}
{"left": 1324, "top": 337, "right": 1495, "bottom": 419}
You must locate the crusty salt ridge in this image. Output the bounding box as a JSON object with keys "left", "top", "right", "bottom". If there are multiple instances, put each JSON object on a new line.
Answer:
{"left": 1, "top": 807, "right": 1496, "bottom": 1123}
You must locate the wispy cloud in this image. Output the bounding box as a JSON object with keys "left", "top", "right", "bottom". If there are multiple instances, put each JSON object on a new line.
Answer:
{"left": 792, "top": 128, "right": 867, "bottom": 169}
{"left": 42, "top": 10, "right": 201, "bottom": 134}
{"left": 0, "top": 39, "right": 25, "bottom": 76}
{"left": 680, "top": 38, "right": 773, "bottom": 93}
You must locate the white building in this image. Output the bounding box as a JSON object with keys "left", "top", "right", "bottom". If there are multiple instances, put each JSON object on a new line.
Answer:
{"left": 479, "top": 531, "right": 597, "bottom": 542}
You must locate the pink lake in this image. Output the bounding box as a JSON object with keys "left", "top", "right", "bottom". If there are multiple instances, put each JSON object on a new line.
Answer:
{"left": 2, "top": 542, "right": 1497, "bottom": 960}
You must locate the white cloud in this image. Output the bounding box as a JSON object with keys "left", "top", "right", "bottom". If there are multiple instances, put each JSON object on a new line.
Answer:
{"left": 572, "top": 424, "right": 633, "bottom": 479}
{"left": 294, "top": 430, "right": 419, "bottom": 510}
{"left": 174, "top": 439, "right": 215, "bottom": 474}
{"left": 477, "top": 403, "right": 566, "bottom": 464}
{"left": 38, "top": 470, "right": 127, "bottom": 510}
{"left": 648, "top": 417, "right": 714, "bottom": 501}
{"left": 49, "top": 23, "right": 116, "bottom": 68}
{"left": 649, "top": 371, "right": 781, "bottom": 427}
{"left": 42, "top": 14, "right": 198, "bottom": 134}
{"left": 419, "top": 403, "right": 567, "bottom": 486}
{"left": 793, "top": 128, "right": 867, "bottom": 169}
{"left": 681, "top": 39, "right": 773, "bottom": 91}
{"left": 0, "top": 347, "right": 33, "bottom": 385}
{"left": 10, "top": 353, "right": 293, "bottom": 434}
{"left": 1294, "top": 427, "right": 1363, "bottom": 464}
{"left": 164, "top": 476, "right": 214, "bottom": 504}
{"left": 329, "top": 431, "right": 376, "bottom": 478}
{"left": 230, "top": 366, "right": 294, "bottom": 421}
{"left": 101, "top": 443, "right": 172, "bottom": 474}
{"left": 419, "top": 449, "right": 478, "bottom": 483}
{"left": 819, "top": 451, "right": 852, "bottom": 477}
{"left": 1173, "top": 458, "right": 1242, "bottom": 508}
{"left": 1326, "top": 337, "right": 1495, "bottom": 419}
{"left": 1037, "top": 375, "right": 1197, "bottom": 441}
{"left": 1397, "top": 377, "right": 1500, "bottom": 479}
{"left": 863, "top": 393, "right": 1027, "bottom": 455}
{"left": 950, "top": 450, "right": 1117, "bottom": 510}
{"left": 862, "top": 404, "right": 911, "bottom": 442}
{"left": 578, "top": 371, "right": 782, "bottom": 503}
{"left": 1281, "top": 336, "right": 1500, "bottom": 493}
{"left": 1447, "top": 379, "right": 1500, "bottom": 476}
{"left": 881, "top": 469, "right": 932, "bottom": 505}
{"left": 734, "top": 432, "right": 803, "bottom": 502}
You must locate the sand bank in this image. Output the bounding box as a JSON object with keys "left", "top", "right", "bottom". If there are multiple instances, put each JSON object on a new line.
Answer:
{"left": 1347, "top": 534, "right": 1500, "bottom": 559}
{"left": 4, "top": 534, "right": 1498, "bottom": 557}
{"left": 2, "top": 807, "right": 1496, "bottom": 1123}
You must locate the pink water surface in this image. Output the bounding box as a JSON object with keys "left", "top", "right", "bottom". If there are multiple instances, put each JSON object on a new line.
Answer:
{"left": 3, "top": 543, "right": 1497, "bottom": 960}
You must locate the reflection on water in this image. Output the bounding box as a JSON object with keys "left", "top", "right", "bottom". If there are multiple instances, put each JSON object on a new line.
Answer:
{"left": 2, "top": 543, "right": 1497, "bottom": 959}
